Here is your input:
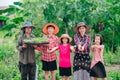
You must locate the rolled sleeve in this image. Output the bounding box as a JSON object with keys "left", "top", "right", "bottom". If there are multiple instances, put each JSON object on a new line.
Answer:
{"left": 16, "top": 36, "right": 23, "bottom": 51}
{"left": 35, "top": 46, "right": 43, "bottom": 52}
{"left": 55, "top": 37, "right": 59, "bottom": 47}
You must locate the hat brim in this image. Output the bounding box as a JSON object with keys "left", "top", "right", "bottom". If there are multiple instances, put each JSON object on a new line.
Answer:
{"left": 42, "top": 23, "right": 59, "bottom": 34}
{"left": 59, "top": 35, "right": 72, "bottom": 43}
{"left": 21, "top": 26, "right": 35, "bottom": 30}
{"left": 74, "top": 25, "right": 90, "bottom": 32}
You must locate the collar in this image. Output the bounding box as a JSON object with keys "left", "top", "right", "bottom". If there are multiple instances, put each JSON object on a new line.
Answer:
{"left": 47, "top": 34, "right": 55, "bottom": 38}
{"left": 77, "top": 33, "right": 87, "bottom": 38}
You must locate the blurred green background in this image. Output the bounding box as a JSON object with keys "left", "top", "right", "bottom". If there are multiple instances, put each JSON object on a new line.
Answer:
{"left": 0, "top": 0, "right": 120, "bottom": 80}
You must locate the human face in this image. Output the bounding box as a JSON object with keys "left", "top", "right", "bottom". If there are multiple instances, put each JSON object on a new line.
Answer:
{"left": 78, "top": 26, "right": 86, "bottom": 36}
{"left": 25, "top": 27, "right": 32, "bottom": 34}
{"left": 94, "top": 36, "right": 101, "bottom": 45}
{"left": 62, "top": 37, "right": 68, "bottom": 44}
{"left": 47, "top": 26, "right": 55, "bottom": 34}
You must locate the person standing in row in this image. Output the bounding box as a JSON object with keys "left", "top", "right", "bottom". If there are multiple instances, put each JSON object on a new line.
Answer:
{"left": 73, "top": 22, "right": 91, "bottom": 80}
{"left": 49, "top": 34, "right": 75, "bottom": 80}
{"left": 35, "top": 23, "right": 59, "bottom": 80}
{"left": 90, "top": 34, "right": 106, "bottom": 80}
{"left": 16, "top": 22, "right": 36, "bottom": 80}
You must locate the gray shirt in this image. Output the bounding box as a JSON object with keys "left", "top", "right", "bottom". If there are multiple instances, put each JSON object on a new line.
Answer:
{"left": 16, "top": 34, "right": 36, "bottom": 64}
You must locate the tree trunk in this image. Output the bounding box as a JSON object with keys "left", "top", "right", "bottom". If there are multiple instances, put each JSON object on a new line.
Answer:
{"left": 65, "top": 27, "right": 68, "bottom": 34}
{"left": 111, "top": 27, "right": 114, "bottom": 53}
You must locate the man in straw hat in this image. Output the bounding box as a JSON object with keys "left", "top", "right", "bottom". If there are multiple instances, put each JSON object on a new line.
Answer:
{"left": 16, "top": 21, "right": 36, "bottom": 80}
{"left": 73, "top": 22, "right": 91, "bottom": 80}
{"left": 35, "top": 23, "right": 59, "bottom": 80}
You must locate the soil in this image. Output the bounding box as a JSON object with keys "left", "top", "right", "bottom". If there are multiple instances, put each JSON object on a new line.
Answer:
{"left": 106, "top": 65, "right": 120, "bottom": 71}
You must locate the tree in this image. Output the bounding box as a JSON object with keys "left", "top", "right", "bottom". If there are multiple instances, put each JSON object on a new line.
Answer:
{"left": 0, "top": 0, "right": 120, "bottom": 52}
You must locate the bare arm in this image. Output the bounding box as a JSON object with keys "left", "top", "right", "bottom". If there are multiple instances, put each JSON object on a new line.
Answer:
{"left": 70, "top": 46, "right": 75, "bottom": 52}
{"left": 91, "top": 45, "right": 94, "bottom": 52}
{"left": 100, "top": 45, "right": 104, "bottom": 53}
{"left": 49, "top": 46, "right": 59, "bottom": 53}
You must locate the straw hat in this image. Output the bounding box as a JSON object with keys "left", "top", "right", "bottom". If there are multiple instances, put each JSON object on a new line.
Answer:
{"left": 74, "top": 22, "right": 90, "bottom": 32}
{"left": 21, "top": 21, "right": 35, "bottom": 30}
{"left": 42, "top": 23, "right": 59, "bottom": 34}
{"left": 59, "top": 34, "right": 72, "bottom": 43}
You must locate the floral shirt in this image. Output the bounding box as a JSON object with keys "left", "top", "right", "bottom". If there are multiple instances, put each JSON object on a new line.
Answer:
{"left": 35, "top": 35, "right": 58, "bottom": 62}
{"left": 74, "top": 33, "right": 91, "bottom": 53}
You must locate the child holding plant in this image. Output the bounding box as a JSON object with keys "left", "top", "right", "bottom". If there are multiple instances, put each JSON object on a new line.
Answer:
{"left": 49, "top": 34, "right": 75, "bottom": 80}
{"left": 34, "top": 23, "right": 59, "bottom": 80}
{"left": 90, "top": 34, "right": 106, "bottom": 80}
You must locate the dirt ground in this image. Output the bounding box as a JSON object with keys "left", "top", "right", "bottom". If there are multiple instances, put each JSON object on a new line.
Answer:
{"left": 106, "top": 65, "right": 120, "bottom": 71}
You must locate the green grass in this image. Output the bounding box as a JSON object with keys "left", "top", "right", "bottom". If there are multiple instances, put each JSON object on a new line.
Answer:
{"left": 0, "top": 53, "right": 120, "bottom": 80}
{"left": 107, "top": 70, "right": 120, "bottom": 80}
{"left": 0, "top": 37, "right": 120, "bottom": 80}
{"left": 103, "top": 47, "right": 120, "bottom": 66}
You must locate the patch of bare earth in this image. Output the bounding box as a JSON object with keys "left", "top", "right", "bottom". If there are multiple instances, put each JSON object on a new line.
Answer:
{"left": 106, "top": 65, "right": 120, "bottom": 71}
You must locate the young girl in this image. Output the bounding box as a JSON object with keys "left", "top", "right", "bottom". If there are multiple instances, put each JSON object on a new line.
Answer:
{"left": 49, "top": 34, "right": 74, "bottom": 80}
{"left": 35, "top": 23, "right": 59, "bottom": 80}
{"left": 90, "top": 34, "right": 106, "bottom": 80}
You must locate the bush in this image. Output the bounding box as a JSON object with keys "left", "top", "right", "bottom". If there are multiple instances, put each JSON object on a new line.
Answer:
{"left": 107, "top": 70, "right": 120, "bottom": 80}
{"left": 0, "top": 40, "right": 17, "bottom": 61}
{"left": 103, "top": 47, "right": 120, "bottom": 65}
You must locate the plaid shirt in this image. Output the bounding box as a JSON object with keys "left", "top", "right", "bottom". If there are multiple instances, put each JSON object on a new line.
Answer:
{"left": 74, "top": 33, "right": 91, "bottom": 53}
{"left": 36, "top": 35, "right": 58, "bottom": 62}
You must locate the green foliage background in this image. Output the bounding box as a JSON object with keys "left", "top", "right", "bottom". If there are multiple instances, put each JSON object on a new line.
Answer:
{"left": 0, "top": 0, "right": 120, "bottom": 80}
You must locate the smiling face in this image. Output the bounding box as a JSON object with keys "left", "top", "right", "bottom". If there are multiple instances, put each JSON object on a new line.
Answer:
{"left": 25, "top": 27, "right": 32, "bottom": 34}
{"left": 47, "top": 26, "right": 55, "bottom": 34}
{"left": 61, "top": 37, "right": 69, "bottom": 44}
{"left": 94, "top": 36, "right": 101, "bottom": 45}
{"left": 78, "top": 26, "right": 86, "bottom": 35}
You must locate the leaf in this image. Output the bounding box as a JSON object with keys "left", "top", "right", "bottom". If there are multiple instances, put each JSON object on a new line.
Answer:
{"left": 2, "top": 23, "right": 16, "bottom": 30}
{"left": 11, "top": 17, "right": 24, "bottom": 23}
{"left": 80, "top": 0, "right": 86, "bottom": 3}
{"left": 13, "top": 2, "right": 22, "bottom": 6}
{"left": 24, "top": 12, "right": 31, "bottom": 16}
{"left": 0, "top": 16, "right": 10, "bottom": 21}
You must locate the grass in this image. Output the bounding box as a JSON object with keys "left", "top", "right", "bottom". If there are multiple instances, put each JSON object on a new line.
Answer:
{"left": 0, "top": 36, "right": 120, "bottom": 80}
{"left": 0, "top": 53, "right": 120, "bottom": 80}
{"left": 107, "top": 70, "right": 120, "bottom": 80}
